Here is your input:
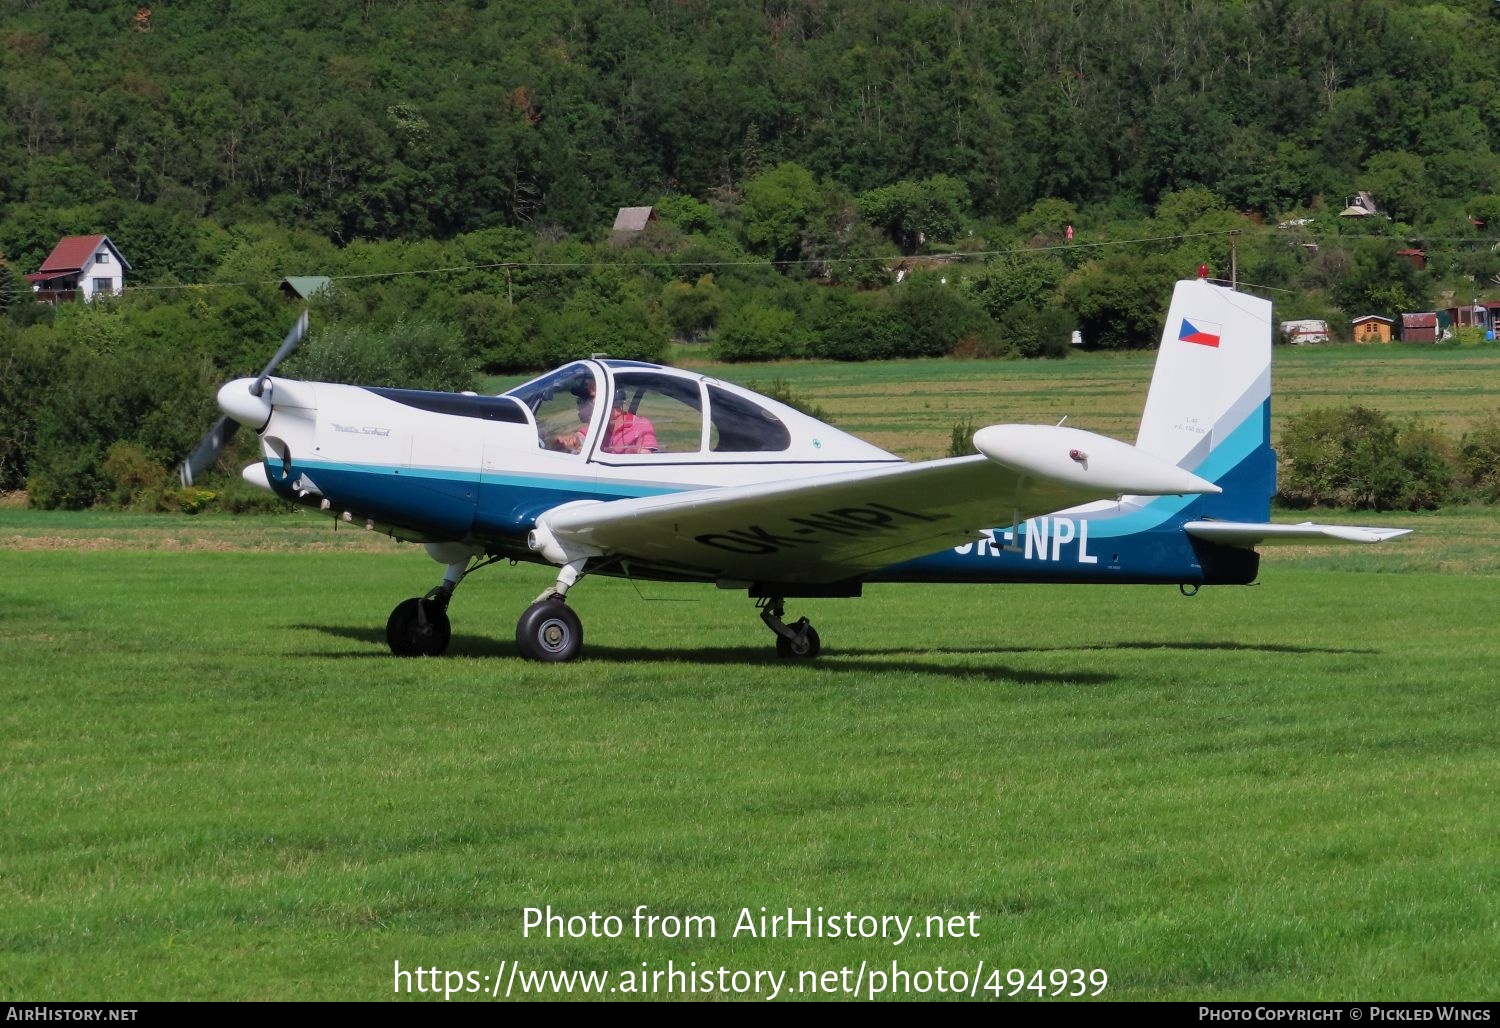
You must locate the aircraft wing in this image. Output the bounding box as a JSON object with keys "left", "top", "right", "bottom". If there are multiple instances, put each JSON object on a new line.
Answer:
{"left": 534, "top": 425, "right": 1220, "bottom": 585}
{"left": 1183, "top": 520, "right": 1413, "bottom": 547}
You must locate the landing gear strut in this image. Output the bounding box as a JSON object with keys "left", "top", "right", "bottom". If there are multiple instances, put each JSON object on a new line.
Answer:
{"left": 385, "top": 543, "right": 595, "bottom": 662}
{"left": 759, "top": 597, "right": 821, "bottom": 659}
{"left": 386, "top": 550, "right": 828, "bottom": 662}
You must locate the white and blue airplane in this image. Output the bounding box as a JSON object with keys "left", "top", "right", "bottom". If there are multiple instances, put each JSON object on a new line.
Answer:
{"left": 185, "top": 277, "right": 1408, "bottom": 661}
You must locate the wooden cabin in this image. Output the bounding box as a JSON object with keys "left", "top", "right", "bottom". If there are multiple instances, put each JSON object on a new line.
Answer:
{"left": 1351, "top": 315, "right": 1392, "bottom": 343}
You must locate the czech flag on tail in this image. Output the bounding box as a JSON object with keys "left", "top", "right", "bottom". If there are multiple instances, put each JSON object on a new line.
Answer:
{"left": 1179, "top": 318, "right": 1221, "bottom": 348}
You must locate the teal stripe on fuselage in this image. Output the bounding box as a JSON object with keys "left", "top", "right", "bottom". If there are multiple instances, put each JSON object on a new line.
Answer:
{"left": 286, "top": 457, "right": 683, "bottom": 499}
{"left": 267, "top": 457, "right": 685, "bottom": 539}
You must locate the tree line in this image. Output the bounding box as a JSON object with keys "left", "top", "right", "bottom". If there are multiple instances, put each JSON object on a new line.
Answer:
{"left": 6, "top": 1, "right": 1500, "bottom": 243}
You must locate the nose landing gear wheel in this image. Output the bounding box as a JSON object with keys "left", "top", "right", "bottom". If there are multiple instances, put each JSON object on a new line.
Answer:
{"left": 386, "top": 597, "right": 452, "bottom": 657}
{"left": 776, "top": 622, "right": 821, "bottom": 660}
{"left": 516, "top": 600, "right": 583, "bottom": 662}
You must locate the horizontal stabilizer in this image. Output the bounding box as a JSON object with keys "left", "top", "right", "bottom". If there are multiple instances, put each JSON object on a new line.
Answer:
{"left": 1183, "top": 520, "right": 1414, "bottom": 548}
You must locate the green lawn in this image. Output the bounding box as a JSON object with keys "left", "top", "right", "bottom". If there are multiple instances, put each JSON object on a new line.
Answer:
{"left": 1, "top": 507, "right": 1495, "bottom": 1001}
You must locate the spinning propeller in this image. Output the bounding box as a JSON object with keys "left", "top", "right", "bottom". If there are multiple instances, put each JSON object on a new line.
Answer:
{"left": 178, "top": 311, "right": 308, "bottom": 486}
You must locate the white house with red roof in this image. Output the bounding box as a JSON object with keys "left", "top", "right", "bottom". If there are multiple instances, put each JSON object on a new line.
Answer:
{"left": 25, "top": 235, "right": 131, "bottom": 302}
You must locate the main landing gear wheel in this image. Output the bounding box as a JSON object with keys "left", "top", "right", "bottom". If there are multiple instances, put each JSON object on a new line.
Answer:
{"left": 386, "top": 597, "right": 452, "bottom": 657}
{"left": 759, "top": 597, "right": 822, "bottom": 660}
{"left": 776, "top": 622, "right": 821, "bottom": 660}
{"left": 515, "top": 600, "right": 583, "bottom": 662}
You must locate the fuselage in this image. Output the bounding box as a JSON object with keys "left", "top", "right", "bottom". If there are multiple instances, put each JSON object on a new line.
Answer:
{"left": 234, "top": 358, "right": 1264, "bottom": 590}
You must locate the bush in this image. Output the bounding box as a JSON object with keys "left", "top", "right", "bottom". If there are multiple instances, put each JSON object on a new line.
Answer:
{"left": 808, "top": 295, "right": 902, "bottom": 361}
{"left": 947, "top": 415, "right": 978, "bottom": 458}
{"left": 215, "top": 478, "right": 294, "bottom": 514}
{"left": 103, "top": 441, "right": 168, "bottom": 509}
{"left": 965, "top": 252, "right": 1067, "bottom": 320}
{"left": 1278, "top": 406, "right": 1454, "bottom": 511}
{"left": 1394, "top": 422, "right": 1458, "bottom": 510}
{"left": 713, "top": 303, "right": 804, "bottom": 362}
{"left": 661, "top": 275, "right": 722, "bottom": 342}
{"left": 885, "top": 276, "right": 1004, "bottom": 358}
{"left": 28, "top": 347, "right": 213, "bottom": 509}
{"left": 283, "top": 316, "right": 476, "bottom": 390}
{"left": 159, "top": 486, "right": 219, "bottom": 514}
{"left": 1001, "top": 301, "right": 1074, "bottom": 359}
{"left": 532, "top": 300, "right": 668, "bottom": 367}
{"left": 1458, "top": 415, "right": 1500, "bottom": 502}
{"left": 1061, "top": 254, "right": 1177, "bottom": 350}
{"left": 459, "top": 294, "right": 543, "bottom": 373}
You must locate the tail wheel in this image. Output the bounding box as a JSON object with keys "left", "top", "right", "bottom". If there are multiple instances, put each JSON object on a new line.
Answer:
{"left": 386, "top": 597, "right": 452, "bottom": 657}
{"left": 516, "top": 600, "right": 583, "bottom": 662}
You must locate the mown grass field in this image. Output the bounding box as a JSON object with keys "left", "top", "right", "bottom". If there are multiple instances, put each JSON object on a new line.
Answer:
{"left": 4, "top": 347, "right": 1499, "bottom": 1002}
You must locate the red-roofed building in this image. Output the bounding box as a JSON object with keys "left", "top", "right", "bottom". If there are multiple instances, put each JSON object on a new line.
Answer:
{"left": 1400, "top": 313, "right": 1438, "bottom": 343}
{"left": 25, "top": 235, "right": 130, "bottom": 302}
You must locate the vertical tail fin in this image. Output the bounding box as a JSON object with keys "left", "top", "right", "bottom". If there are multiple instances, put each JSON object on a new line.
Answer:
{"left": 1131, "top": 278, "right": 1275, "bottom": 521}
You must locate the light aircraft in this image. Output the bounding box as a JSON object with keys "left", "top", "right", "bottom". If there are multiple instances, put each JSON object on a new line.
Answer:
{"left": 183, "top": 277, "right": 1409, "bottom": 662}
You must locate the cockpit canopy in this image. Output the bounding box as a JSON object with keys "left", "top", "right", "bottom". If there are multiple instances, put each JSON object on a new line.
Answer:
{"left": 505, "top": 361, "right": 792, "bottom": 455}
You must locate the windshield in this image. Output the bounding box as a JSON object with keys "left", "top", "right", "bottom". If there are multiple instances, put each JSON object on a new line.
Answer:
{"left": 504, "top": 363, "right": 601, "bottom": 451}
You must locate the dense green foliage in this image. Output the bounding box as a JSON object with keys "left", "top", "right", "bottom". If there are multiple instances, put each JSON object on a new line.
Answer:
{"left": 6, "top": 0, "right": 1500, "bottom": 505}
{"left": 1278, "top": 406, "right": 1462, "bottom": 511}
{"left": 7, "top": 1, "right": 1500, "bottom": 240}
{"left": 1456, "top": 415, "right": 1500, "bottom": 503}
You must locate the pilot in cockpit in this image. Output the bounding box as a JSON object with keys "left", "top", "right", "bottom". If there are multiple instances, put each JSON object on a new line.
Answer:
{"left": 552, "top": 379, "right": 659, "bottom": 455}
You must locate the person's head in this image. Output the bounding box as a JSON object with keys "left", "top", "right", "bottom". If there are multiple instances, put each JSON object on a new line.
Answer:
{"left": 572, "top": 378, "right": 597, "bottom": 421}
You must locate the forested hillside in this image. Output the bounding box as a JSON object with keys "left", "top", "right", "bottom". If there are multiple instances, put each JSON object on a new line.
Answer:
{"left": 6, "top": 0, "right": 1500, "bottom": 239}
{"left": 3, "top": 0, "right": 1500, "bottom": 507}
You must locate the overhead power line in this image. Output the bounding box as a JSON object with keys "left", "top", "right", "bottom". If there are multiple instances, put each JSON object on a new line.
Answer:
{"left": 120, "top": 229, "right": 1249, "bottom": 293}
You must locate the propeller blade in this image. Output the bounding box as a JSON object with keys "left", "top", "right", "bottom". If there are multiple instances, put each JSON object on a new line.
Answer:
{"left": 250, "top": 310, "right": 310, "bottom": 397}
{"left": 179, "top": 415, "right": 239, "bottom": 487}
{"left": 179, "top": 313, "right": 309, "bottom": 486}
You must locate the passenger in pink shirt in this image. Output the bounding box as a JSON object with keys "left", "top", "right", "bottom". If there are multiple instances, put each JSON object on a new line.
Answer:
{"left": 599, "top": 406, "right": 658, "bottom": 453}
{"left": 553, "top": 381, "right": 659, "bottom": 454}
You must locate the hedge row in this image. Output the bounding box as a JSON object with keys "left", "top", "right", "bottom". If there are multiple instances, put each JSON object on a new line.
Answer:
{"left": 1278, "top": 406, "right": 1500, "bottom": 511}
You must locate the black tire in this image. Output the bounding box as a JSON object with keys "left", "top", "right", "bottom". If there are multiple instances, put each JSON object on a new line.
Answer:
{"left": 386, "top": 597, "right": 452, "bottom": 657}
{"left": 776, "top": 623, "right": 821, "bottom": 660}
{"left": 515, "top": 600, "right": 583, "bottom": 662}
